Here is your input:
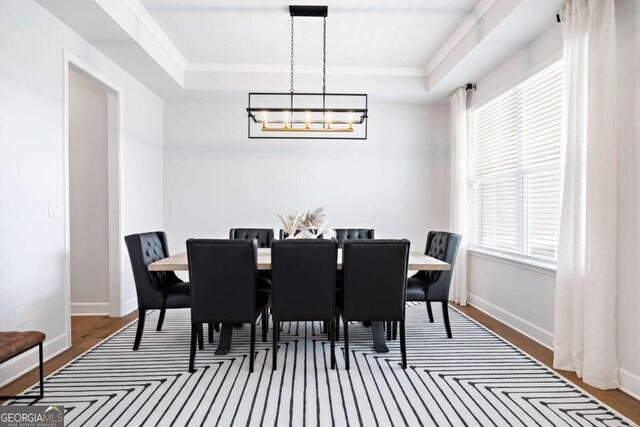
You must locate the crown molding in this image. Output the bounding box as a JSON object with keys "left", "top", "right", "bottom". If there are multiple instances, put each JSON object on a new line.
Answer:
{"left": 185, "top": 63, "right": 426, "bottom": 77}
{"left": 120, "top": 0, "right": 188, "bottom": 69}
{"left": 424, "top": 0, "right": 496, "bottom": 76}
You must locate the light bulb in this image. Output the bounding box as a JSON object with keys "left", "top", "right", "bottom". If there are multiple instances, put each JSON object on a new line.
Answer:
{"left": 261, "top": 111, "right": 268, "bottom": 130}
{"left": 305, "top": 111, "right": 311, "bottom": 129}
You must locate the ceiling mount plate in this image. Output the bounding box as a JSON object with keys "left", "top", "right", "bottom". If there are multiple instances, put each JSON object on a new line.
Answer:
{"left": 289, "top": 5, "right": 328, "bottom": 17}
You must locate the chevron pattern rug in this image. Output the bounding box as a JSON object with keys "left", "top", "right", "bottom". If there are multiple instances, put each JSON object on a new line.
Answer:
{"left": 5, "top": 303, "right": 635, "bottom": 426}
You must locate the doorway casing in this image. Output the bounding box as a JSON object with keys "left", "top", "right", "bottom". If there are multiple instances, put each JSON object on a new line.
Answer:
{"left": 63, "top": 50, "right": 125, "bottom": 347}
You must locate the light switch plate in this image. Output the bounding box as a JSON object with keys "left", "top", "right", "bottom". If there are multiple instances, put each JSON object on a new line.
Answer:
{"left": 48, "top": 201, "right": 61, "bottom": 218}
{"left": 16, "top": 307, "right": 26, "bottom": 326}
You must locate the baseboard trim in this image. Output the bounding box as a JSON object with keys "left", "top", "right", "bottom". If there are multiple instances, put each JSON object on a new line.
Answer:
{"left": 122, "top": 297, "right": 137, "bottom": 317}
{"left": 467, "top": 293, "right": 554, "bottom": 350}
{"left": 70, "top": 302, "right": 109, "bottom": 316}
{"left": 619, "top": 368, "right": 640, "bottom": 401}
{"left": 467, "top": 294, "right": 640, "bottom": 402}
{"left": 0, "top": 333, "right": 69, "bottom": 389}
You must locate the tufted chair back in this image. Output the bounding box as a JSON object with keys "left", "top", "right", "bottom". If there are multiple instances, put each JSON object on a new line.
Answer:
{"left": 420, "top": 231, "right": 461, "bottom": 300}
{"left": 278, "top": 229, "right": 324, "bottom": 240}
{"left": 125, "top": 232, "right": 182, "bottom": 309}
{"left": 229, "top": 228, "right": 274, "bottom": 248}
{"left": 334, "top": 229, "right": 375, "bottom": 247}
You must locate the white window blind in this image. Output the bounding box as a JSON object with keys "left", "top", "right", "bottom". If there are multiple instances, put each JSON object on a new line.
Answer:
{"left": 468, "top": 60, "right": 564, "bottom": 263}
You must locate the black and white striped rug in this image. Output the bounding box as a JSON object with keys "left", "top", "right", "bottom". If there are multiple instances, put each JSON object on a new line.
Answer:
{"left": 5, "top": 303, "right": 636, "bottom": 426}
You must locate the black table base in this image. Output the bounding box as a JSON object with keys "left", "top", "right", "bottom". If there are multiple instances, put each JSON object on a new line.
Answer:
{"left": 215, "top": 323, "right": 234, "bottom": 355}
{"left": 371, "top": 321, "right": 389, "bottom": 353}
{"left": 214, "top": 320, "right": 390, "bottom": 355}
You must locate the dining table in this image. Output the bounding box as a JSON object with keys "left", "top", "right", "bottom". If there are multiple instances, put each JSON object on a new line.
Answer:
{"left": 149, "top": 247, "right": 450, "bottom": 354}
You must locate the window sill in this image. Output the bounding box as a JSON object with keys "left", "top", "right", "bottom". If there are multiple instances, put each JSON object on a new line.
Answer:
{"left": 467, "top": 247, "right": 557, "bottom": 277}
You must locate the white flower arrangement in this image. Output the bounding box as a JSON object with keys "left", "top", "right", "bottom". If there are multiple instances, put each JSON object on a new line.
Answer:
{"left": 278, "top": 207, "right": 335, "bottom": 239}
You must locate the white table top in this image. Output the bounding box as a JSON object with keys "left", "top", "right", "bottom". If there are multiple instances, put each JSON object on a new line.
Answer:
{"left": 148, "top": 248, "right": 450, "bottom": 271}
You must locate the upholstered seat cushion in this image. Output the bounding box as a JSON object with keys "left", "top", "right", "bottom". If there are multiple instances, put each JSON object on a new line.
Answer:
{"left": 406, "top": 276, "right": 429, "bottom": 301}
{"left": 0, "top": 331, "right": 46, "bottom": 363}
{"left": 163, "top": 281, "right": 191, "bottom": 309}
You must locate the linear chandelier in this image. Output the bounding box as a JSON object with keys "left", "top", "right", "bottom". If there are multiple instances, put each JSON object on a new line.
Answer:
{"left": 246, "top": 5, "right": 368, "bottom": 140}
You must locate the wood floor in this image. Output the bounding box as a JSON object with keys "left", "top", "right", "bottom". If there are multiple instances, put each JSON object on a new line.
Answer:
{"left": 1, "top": 306, "right": 639, "bottom": 424}
{"left": 0, "top": 312, "right": 137, "bottom": 404}
{"left": 454, "top": 304, "right": 640, "bottom": 424}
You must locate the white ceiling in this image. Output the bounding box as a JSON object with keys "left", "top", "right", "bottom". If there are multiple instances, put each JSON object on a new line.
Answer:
{"left": 36, "top": 0, "right": 564, "bottom": 102}
{"left": 139, "top": 0, "right": 479, "bottom": 69}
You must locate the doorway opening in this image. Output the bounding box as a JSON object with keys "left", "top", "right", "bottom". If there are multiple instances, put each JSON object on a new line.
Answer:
{"left": 66, "top": 63, "right": 121, "bottom": 328}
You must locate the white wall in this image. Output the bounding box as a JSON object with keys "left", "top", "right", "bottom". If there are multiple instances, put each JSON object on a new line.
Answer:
{"left": 69, "top": 67, "right": 110, "bottom": 315}
{"left": 465, "top": 3, "right": 640, "bottom": 400}
{"left": 465, "top": 23, "right": 562, "bottom": 347}
{"left": 0, "top": 0, "right": 164, "bottom": 387}
{"left": 163, "top": 101, "right": 450, "bottom": 256}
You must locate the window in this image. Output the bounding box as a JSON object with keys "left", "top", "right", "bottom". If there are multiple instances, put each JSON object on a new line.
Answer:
{"left": 468, "top": 60, "right": 564, "bottom": 263}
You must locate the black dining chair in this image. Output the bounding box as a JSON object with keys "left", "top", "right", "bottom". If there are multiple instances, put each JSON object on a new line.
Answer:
{"left": 278, "top": 229, "right": 325, "bottom": 239}
{"left": 405, "top": 231, "right": 461, "bottom": 338}
{"left": 338, "top": 239, "right": 410, "bottom": 369}
{"left": 229, "top": 228, "right": 274, "bottom": 248}
{"left": 229, "top": 228, "right": 274, "bottom": 290}
{"left": 334, "top": 228, "right": 375, "bottom": 293}
{"left": 334, "top": 228, "right": 375, "bottom": 247}
{"left": 271, "top": 239, "right": 337, "bottom": 370}
{"left": 125, "top": 232, "right": 212, "bottom": 351}
{"left": 186, "top": 239, "right": 269, "bottom": 373}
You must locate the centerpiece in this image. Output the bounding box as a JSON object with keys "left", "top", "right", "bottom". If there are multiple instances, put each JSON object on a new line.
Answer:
{"left": 278, "top": 207, "right": 335, "bottom": 239}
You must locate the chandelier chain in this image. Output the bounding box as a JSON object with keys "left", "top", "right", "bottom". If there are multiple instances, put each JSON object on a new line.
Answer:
{"left": 322, "top": 16, "right": 327, "bottom": 95}
{"left": 290, "top": 15, "right": 295, "bottom": 94}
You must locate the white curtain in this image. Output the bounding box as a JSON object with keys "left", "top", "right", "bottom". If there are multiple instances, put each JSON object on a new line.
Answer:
{"left": 448, "top": 88, "right": 468, "bottom": 306}
{"left": 553, "top": 0, "right": 618, "bottom": 389}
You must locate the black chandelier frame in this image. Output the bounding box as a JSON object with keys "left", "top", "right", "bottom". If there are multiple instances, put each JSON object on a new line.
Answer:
{"left": 246, "top": 5, "right": 369, "bottom": 140}
{"left": 247, "top": 92, "right": 368, "bottom": 140}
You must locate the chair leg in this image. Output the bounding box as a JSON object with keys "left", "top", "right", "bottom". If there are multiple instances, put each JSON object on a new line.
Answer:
{"left": 442, "top": 301, "right": 452, "bottom": 338}
{"left": 400, "top": 320, "right": 407, "bottom": 369}
{"left": 198, "top": 324, "right": 204, "bottom": 350}
{"left": 156, "top": 308, "right": 166, "bottom": 331}
{"left": 262, "top": 308, "right": 268, "bottom": 342}
{"left": 324, "top": 320, "right": 329, "bottom": 338}
{"left": 189, "top": 324, "right": 197, "bottom": 373}
{"left": 208, "top": 323, "right": 214, "bottom": 343}
{"left": 335, "top": 314, "right": 340, "bottom": 341}
{"left": 250, "top": 322, "right": 256, "bottom": 373}
{"left": 393, "top": 321, "right": 398, "bottom": 340}
{"left": 426, "top": 301, "right": 434, "bottom": 323}
{"left": 214, "top": 322, "right": 220, "bottom": 332}
{"left": 330, "top": 320, "right": 336, "bottom": 370}
{"left": 272, "top": 320, "right": 278, "bottom": 370}
{"left": 344, "top": 320, "right": 350, "bottom": 370}
{"left": 386, "top": 321, "right": 391, "bottom": 340}
{"left": 38, "top": 342, "right": 44, "bottom": 398}
{"left": 133, "top": 309, "right": 145, "bottom": 350}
